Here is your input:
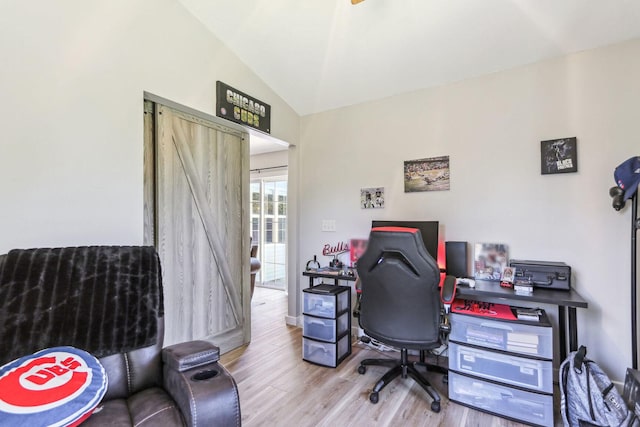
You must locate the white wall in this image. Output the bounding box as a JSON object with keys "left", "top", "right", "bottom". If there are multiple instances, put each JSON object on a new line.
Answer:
{"left": 0, "top": 0, "right": 299, "bottom": 254}
{"left": 299, "top": 39, "right": 640, "bottom": 381}
{"left": 250, "top": 149, "right": 289, "bottom": 176}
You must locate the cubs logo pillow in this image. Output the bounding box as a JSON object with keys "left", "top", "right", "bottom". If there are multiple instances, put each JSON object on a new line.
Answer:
{"left": 0, "top": 346, "right": 107, "bottom": 427}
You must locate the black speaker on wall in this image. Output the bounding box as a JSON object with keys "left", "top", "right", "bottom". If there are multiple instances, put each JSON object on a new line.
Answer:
{"left": 445, "top": 241, "right": 468, "bottom": 278}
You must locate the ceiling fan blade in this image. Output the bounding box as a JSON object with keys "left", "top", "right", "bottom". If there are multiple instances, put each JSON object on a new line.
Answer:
{"left": 351, "top": 0, "right": 366, "bottom": 4}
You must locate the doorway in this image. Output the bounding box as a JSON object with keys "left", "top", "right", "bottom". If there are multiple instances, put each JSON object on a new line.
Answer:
{"left": 250, "top": 176, "right": 287, "bottom": 290}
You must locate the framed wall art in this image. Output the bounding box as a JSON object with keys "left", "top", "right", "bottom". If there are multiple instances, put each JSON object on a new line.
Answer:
{"left": 361, "top": 187, "right": 384, "bottom": 209}
{"left": 541, "top": 137, "right": 577, "bottom": 174}
{"left": 404, "top": 155, "right": 450, "bottom": 192}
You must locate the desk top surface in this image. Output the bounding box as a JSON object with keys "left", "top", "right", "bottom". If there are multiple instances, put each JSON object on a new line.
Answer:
{"left": 456, "top": 279, "right": 588, "bottom": 308}
{"left": 303, "top": 268, "right": 357, "bottom": 281}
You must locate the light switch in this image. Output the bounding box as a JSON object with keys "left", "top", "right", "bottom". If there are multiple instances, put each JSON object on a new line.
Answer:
{"left": 321, "top": 220, "right": 336, "bottom": 232}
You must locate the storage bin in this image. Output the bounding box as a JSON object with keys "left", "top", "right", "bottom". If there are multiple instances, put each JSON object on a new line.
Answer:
{"left": 449, "top": 312, "right": 553, "bottom": 359}
{"left": 303, "top": 334, "right": 350, "bottom": 367}
{"left": 303, "top": 311, "right": 349, "bottom": 342}
{"left": 448, "top": 371, "right": 553, "bottom": 427}
{"left": 303, "top": 284, "right": 350, "bottom": 318}
{"left": 448, "top": 342, "right": 553, "bottom": 393}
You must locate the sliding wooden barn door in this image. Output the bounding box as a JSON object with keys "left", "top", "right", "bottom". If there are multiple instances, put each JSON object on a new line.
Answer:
{"left": 146, "top": 100, "right": 250, "bottom": 353}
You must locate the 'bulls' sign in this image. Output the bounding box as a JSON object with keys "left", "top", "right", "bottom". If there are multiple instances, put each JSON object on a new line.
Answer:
{"left": 0, "top": 347, "right": 107, "bottom": 427}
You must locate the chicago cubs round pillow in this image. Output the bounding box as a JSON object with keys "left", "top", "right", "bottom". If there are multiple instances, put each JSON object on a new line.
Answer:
{"left": 0, "top": 346, "right": 107, "bottom": 427}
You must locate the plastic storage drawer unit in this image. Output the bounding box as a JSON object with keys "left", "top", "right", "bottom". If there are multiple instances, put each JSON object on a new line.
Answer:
{"left": 303, "top": 311, "right": 349, "bottom": 343}
{"left": 449, "top": 312, "right": 553, "bottom": 359}
{"left": 448, "top": 342, "right": 553, "bottom": 393}
{"left": 303, "top": 334, "right": 350, "bottom": 368}
{"left": 449, "top": 371, "right": 553, "bottom": 427}
{"left": 302, "top": 284, "right": 351, "bottom": 368}
{"left": 303, "top": 284, "right": 350, "bottom": 318}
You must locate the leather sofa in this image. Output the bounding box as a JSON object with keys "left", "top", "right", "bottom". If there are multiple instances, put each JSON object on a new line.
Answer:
{"left": 0, "top": 246, "right": 241, "bottom": 426}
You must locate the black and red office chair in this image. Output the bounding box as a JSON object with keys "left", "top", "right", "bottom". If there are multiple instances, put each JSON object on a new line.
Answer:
{"left": 356, "top": 227, "right": 456, "bottom": 412}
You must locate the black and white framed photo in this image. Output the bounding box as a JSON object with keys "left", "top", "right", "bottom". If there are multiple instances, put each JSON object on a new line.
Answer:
{"left": 541, "top": 137, "right": 578, "bottom": 174}
{"left": 361, "top": 187, "right": 384, "bottom": 209}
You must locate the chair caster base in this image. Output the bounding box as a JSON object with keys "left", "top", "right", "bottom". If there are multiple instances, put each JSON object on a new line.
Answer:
{"left": 369, "top": 392, "right": 379, "bottom": 404}
{"left": 358, "top": 365, "right": 366, "bottom": 375}
{"left": 431, "top": 401, "right": 440, "bottom": 412}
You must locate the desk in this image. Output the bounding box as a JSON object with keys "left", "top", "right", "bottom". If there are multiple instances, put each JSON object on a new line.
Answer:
{"left": 455, "top": 280, "right": 588, "bottom": 361}
{"left": 303, "top": 270, "right": 588, "bottom": 361}
{"left": 303, "top": 268, "right": 357, "bottom": 287}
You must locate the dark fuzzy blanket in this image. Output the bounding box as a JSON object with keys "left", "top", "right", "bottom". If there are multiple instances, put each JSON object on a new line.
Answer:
{"left": 0, "top": 246, "right": 163, "bottom": 366}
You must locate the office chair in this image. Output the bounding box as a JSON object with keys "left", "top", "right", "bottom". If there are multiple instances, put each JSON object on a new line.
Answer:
{"left": 356, "top": 227, "right": 456, "bottom": 412}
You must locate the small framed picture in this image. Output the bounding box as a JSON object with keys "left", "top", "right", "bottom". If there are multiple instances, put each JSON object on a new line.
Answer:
{"left": 474, "top": 243, "right": 509, "bottom": 281}
{"left": 541, "top": 137, "right": 578, "bottom": 174}
{"left": 361, "top": 187, "right": 384, "bottom": 209}
{"left": 501, "top": 267, "right": 515, "bottom": 283}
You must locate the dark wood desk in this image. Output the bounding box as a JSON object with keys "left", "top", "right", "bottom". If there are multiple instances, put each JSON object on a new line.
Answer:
{"left": 455, "top": 280, "right": 588, "bottom": 361}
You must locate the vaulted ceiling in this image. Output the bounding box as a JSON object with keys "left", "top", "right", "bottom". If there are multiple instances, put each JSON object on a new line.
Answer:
{"left": 178, "top": 0, "right": 640, "bottom": 117}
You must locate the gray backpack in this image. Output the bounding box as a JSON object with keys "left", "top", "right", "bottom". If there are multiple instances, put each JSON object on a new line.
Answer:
{"left": 561, "top": 346, "right": 638, "bottom": 426}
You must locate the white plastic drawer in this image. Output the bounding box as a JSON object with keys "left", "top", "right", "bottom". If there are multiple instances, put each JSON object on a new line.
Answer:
{"left": 303, "top": 284, "right": 349, "bottom": 318}
{"left": 303, "top": 311, "right": 349, "bottom": 342}
{"left": 303, "top": 335, "right": 350, "bottom": 368}
{"left": 449, "top": 342, "right": 553, "bottom": 393}
{"left": 449, "top": 313, "right": 553, "bottom": 359}
{"left": 449, "top": 371, "right": 554, "bottom": 427}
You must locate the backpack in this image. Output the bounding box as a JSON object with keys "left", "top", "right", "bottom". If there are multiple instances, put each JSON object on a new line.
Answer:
{"left": 561, "top": 345, "right": 639, "bottom": 427}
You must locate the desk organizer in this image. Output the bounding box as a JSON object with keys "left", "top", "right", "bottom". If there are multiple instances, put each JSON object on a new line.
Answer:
{"left": 302, "top": 284, "right": 351, "bottom": 367}
{"left": 448, "top": 310, "right": 554, "bottom": 426}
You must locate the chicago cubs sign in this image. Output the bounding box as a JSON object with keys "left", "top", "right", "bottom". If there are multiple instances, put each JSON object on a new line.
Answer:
{"left": 0, "top": 346, "right": 107, "bottom": 427}
{"left": 216, "top": 81, "right": 272, "bottom": 133}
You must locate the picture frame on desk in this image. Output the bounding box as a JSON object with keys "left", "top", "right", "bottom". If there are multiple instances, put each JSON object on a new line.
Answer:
{"left": 501, "top": 267, "right": 515, "bottom": 283}
{"left": 474, "top": 243, "right": 509, "bottom": 281}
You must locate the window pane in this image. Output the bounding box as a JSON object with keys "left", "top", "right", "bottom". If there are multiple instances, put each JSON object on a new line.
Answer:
{"left": 265, "top": 218, "right": 273, "bottom": 243}
{"left": 278, "top": 195, "right": 286, "bottom": 215}
{"left": 251, "top": 218, "right": 259, "bottom": 243}
{"left": 278, "top": 217, "right": 286, "bottom": 242}
{"left": 251, "top": 182, "right": 261, "bottom": 215}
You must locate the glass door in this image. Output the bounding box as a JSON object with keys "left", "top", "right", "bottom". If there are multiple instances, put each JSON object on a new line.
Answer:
{"left": 250, "top": 176, "right": 287, "bottom": 290}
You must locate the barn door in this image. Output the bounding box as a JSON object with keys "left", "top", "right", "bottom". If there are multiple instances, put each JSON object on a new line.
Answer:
{"left": 145, "top": 99, "right": 250, "bottom": 353}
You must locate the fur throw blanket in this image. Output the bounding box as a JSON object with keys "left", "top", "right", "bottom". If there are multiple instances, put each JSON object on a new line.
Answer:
{"left": 0, "top": 246, "right": 163, "bottom": 366}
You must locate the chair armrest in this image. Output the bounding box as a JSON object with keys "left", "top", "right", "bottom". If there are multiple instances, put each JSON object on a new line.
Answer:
{"left": 162, "top": 341, "right": 241, "bottom": 427}
{"left": 440, "top": 275, "right": 457, "bottom": 307}
{"left": 163, "top": 340, "right": 220, "bottom": 371}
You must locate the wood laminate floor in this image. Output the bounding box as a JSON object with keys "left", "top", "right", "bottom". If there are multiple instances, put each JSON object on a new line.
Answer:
{"left": 221, "top": 287, "right": 556, "bottom": 427}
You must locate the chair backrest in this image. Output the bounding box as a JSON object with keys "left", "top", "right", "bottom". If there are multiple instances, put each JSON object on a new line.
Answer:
{"left": 0, "top": 246, "right": 165, "bottom": 398}
{"left": 356, "top": 227, "right": 441, "bottom": 349}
